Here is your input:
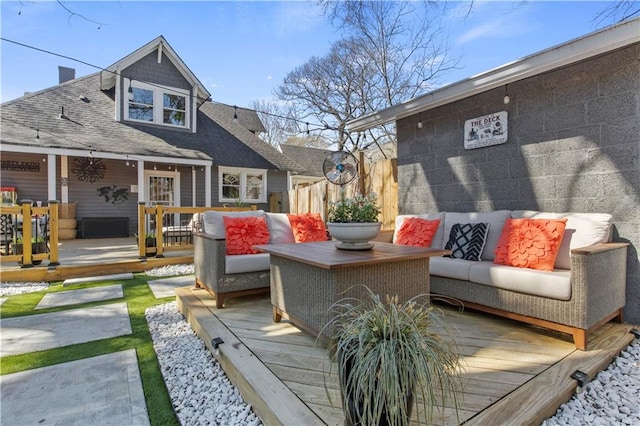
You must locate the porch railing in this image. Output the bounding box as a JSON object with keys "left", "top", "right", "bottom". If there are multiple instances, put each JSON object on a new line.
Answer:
{"left": 0, "top": 200, "right": 59, "bottom": 268}
{"left": 137, "top": 203, "right": 257, "bottom": 258}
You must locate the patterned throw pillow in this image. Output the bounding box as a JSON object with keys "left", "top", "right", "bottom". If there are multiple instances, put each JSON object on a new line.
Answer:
{"left": 287, "top": 213, "right": 328, "bottom": 243}
{"left": 396, "top": 218, "right": 441, "bottom": 247}
{"left": 494, "top": 218, "right": 567, "bottom": 271}
{"left": 444, "top": 223, "right": 489, "bottom": 261}
{"left": 223, "top": 216, "right": 270, "bottom": 255}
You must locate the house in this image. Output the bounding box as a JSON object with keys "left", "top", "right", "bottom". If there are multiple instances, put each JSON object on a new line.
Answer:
{"left": 0, "top": 36, "right": 304, "bottom": 236}
{"left": 347, "top": 18, "right": 640, "bottom": 325}
{"left": 278, "top": 144, "right": 334, "bottom": 188}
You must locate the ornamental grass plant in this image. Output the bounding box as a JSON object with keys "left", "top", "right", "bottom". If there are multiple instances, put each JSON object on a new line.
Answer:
{"left": 323, "top": 287, "right": 463, "bottom": 426}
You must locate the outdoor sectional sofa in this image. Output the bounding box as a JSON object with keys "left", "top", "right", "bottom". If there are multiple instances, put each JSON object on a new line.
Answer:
{"left": 391, "top": 210, "right": 628, "bottom": 350}
{"left": 194, "top": 208, "right": 627, "bottom": 350}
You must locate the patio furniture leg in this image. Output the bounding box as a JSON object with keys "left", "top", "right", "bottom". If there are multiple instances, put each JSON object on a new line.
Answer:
{"left": 216, "top": 293, "right": 225, "bottom": 309}
{"left": 273, "top": 306, "right": 282, "bottom": 323}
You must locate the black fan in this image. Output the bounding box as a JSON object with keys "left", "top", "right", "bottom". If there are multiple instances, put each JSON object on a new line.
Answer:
{"left": 322, "top": 151, "right": 358, "bottom": 185}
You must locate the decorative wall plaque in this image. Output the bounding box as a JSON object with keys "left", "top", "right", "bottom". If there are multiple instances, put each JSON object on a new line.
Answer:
{"left": 464, "top": 111, "right": 508, "bottom": 150}
{"left": 72, "top": 157, "right": 106, "bottom": 183}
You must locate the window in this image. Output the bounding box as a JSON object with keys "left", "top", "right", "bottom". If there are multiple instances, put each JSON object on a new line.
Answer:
{"left": 125, "top": 80, "right": 189, "bottom": 128}
{"left": 219, "top": 167, "right": 267, "bottom": 204}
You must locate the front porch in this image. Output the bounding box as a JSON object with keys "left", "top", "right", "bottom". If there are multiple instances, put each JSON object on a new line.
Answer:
{"left": 176, "top": 286, "right": 636, "bottom": 425}
{"left": 0, "top": 237, "right": 193, "bottom": 283}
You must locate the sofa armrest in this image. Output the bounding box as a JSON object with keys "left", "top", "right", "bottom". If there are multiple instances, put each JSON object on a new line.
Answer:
{"left": 194, "top": 232, "right": 227, "bottom": 288}
{"left": 570, "top": 242, "right": 628, "bottom": 329}
{"left": 571, "top": 242, "right": 629, "bottom": 255}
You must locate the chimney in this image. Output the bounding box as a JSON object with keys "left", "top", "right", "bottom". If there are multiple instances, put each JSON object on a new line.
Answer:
{"left": 58, "top": 66, "right": 76, "bottom": 84}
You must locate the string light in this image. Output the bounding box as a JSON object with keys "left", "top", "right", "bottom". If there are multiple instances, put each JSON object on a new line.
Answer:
{"left": 233, "top": 106, "right": 238, "bottom": 124}
{"left": 1, "top": 37, "right": 343, "bottom": 137}
{"left": 504, "top": 84, "right": 510, "bottom": 105}
{"left": 417, "top": 119, "right": 423, "bottom": 129}
{"left": 36, "top": 129, "right": 40, "bottom": 139}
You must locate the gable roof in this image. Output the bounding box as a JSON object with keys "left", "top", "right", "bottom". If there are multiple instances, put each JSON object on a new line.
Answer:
{"left": 279, "top": 145, "right": 333, "bottom": 177}
{"left": 100, "top": 35, "right": 210, "bottom": 103}
{"left": 209, "top": 104, "right": 266, "bottom": 134}
{"left": 0, "top": 73, "right": 303, "bottom": 172}
{"left": 348, "top": 17, "right": 640, "bottom": 131}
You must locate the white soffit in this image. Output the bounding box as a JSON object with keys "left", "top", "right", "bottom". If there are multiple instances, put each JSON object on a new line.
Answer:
{"left": 347, "top": 17, "right": 640, "bottom": 132}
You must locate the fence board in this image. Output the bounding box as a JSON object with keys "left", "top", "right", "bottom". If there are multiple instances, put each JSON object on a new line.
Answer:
{"left": 282, "top": 158, "right": 397, "bottom": 230}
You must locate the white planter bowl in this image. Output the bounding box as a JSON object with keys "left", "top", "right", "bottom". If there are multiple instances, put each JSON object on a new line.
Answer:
{"left": 327, "top": 222, "right": 382, "bottom": 250}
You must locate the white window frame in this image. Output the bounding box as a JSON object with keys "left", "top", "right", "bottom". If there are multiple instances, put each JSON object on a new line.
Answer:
{"left": 218, "top": 166, "right": 267, "bottom": 204}
{"left": 124, "top": 79, "right": 190, "bottom": 128}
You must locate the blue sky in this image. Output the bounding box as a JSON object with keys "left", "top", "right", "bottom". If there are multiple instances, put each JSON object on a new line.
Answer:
{"left": 0, "top": 1, "right": 621, "bottom": 108}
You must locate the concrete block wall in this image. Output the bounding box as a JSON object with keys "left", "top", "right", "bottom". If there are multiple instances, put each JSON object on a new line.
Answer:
{"left": 395, "top": 43, "right": 640, "bottom": 324}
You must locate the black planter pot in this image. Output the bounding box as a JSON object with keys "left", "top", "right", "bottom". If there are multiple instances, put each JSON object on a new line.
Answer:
{"left": 338, "top": 348, "right": 414, "bottom": 426}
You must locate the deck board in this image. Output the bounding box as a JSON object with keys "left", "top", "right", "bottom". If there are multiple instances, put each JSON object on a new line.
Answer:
{"left": 176, "top": 286, "right": 634, "bottom": 425}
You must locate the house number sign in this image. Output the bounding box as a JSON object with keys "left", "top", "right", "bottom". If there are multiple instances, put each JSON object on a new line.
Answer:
{"left": 464, "top": 111, "right": 508, "bottom": 150}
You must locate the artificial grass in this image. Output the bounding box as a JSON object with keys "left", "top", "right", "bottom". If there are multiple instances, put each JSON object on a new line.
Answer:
{"left": 0, "top": 274, "right": 181, "bottom": 426}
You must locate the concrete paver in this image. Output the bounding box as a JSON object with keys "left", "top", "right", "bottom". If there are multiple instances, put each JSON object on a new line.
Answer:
{"left": 35, "top": 283, "right": 124, "bottom": 309}
{"left": 63, "top": 273, "right": 134, "bottom": 286}
{"left": 147, "top": 274, "right": 194, "bottom": 298}
{"left": 0, "top": 302, "right": 132, "bottom": 357}
{"left": 0, "top": 349, "right": 150, "bottom": 425}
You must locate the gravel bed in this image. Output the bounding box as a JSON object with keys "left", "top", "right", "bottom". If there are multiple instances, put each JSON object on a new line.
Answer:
{"left": 146, "top": 302, "right": 261, "bottom": 426}
{"left": 0, "top": 281, "right": 49, "bottom": 296}
{"left": 146, "top": 264, "right": 194, "bottom": 277}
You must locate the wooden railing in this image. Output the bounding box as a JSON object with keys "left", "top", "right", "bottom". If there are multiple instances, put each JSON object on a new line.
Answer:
{"left": 0, "top": 200, "right": 59, "bottom": 267}
{"left": 137, "top": 203, "right": 257, "bottom": 258}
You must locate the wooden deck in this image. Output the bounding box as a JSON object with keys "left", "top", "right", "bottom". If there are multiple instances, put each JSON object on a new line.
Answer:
{"left": 176, "top": 286, "right": 635, "bottom": 426}
{"left": 0, "top": 237, "right": 193, "bottom": 282}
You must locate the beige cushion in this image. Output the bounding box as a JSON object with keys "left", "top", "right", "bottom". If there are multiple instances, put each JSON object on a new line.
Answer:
{"left": 225, "top": 253, "right": 270, "bottom": 274}
{"left": 430, "top": 257, "right": 473, "bottom": 281}
{"left": 393, "top": 213, "right": 447, "bottom": 248}
{"left": 443, "top": 211, "right": 511, "bottom": 261}
{"left": 511, "top": 211, "right": 612, "bottom": 269}
{"left": 469, "top": 261, "right": 572, "bottom": 300}
{"left": 203, "top": 210, "right": 266, "bottom": 239}
{"left": 266, "top": 213, "right": 295, "bottom": 244}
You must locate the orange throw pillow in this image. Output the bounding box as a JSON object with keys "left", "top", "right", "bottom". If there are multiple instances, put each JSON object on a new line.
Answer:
{"left": 223, "top": 216, "right": 270, "bottom": 255}
{"left": 287, "top": 213, "right": 328, "bottom": 243}
{"left": 494, "top": 218, "right": 567, "bottom": 271}
{"left": 396, "top": 218, "right": 440, "bottom": 247}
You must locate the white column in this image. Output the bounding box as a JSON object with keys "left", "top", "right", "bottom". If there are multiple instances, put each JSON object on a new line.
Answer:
{"left": 205, "top": 165, "right": 212, "bottom": 207}
{"left": 138, "top": 161, "right": 145, "bottom": 203}
{"left": 47, "top": 154, "right": 57, "bottom": 201}
{"left": 192, "top": 166, "right": 197, "bottom": 206}
{"left": 60, "top": 155, "right": 68, "bottom": 203}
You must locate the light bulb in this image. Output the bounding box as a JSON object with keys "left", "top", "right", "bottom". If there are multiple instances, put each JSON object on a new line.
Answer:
{"left": 504, "top": 95, "right": 510, "bottom": 105}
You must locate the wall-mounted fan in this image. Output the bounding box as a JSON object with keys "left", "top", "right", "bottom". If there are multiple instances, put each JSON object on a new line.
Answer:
{"left": 323, "top": 151, "right": 358, "bottom": 185}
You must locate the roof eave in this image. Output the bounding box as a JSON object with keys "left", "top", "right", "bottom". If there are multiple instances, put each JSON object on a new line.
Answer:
{"left": 347, "top": 17, "right": 640, "bottom": 132}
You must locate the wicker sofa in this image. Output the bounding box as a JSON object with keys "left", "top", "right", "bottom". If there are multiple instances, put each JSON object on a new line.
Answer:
{"left": 194, "top": 211, "right": 299, "bottom": 308}
{"left": 391, "top": 210, "right": 628, "bottom": 350}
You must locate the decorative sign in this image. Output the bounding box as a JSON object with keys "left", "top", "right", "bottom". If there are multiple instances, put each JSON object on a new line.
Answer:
{"left": 0, "top": 160, "right": 41, "bottom": 172}
{"left": 72, "top": 157, "right": 106, "bottom": 183}
{"left": 464, "top": 111, "right": 508, "bottom": 150}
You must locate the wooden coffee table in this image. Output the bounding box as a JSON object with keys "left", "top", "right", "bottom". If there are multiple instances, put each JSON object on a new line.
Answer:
{"left": 254, "top": 241, "right": 449, "bottom": 338}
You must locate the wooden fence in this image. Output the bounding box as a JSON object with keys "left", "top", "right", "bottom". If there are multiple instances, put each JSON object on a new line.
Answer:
{"left": 274, "top": 156, "right": 398, "bottom": 230}
{"left": 0, "top": 200, "right": 59, "bottom": 267}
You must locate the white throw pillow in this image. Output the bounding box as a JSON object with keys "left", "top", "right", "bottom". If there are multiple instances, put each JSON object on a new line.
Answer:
{"left": 266, "top": 213, "right": 295, "bottom": 244}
